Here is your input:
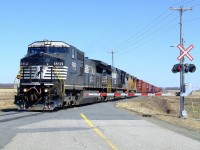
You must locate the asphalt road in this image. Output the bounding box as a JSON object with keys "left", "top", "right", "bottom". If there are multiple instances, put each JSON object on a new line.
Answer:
{"left": 0, "top": 101, "right": 200, "bottom": 150}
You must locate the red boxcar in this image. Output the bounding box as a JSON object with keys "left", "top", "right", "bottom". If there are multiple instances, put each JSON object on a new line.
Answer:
{"left": 136, "top": 80, "right": 143, "bottom": 93}
{"left": 141, "top": 81, "right": 147, "bottom": 93}
{"left": 146, "top": 83, "right": 150, "bottom": 93}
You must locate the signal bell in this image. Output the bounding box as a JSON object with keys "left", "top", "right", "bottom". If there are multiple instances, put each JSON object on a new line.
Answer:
{"left": 172, "top": 64, "right": 183, "bottom": 73}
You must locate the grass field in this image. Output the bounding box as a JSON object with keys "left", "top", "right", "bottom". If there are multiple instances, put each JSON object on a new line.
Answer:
{"left": 117, "top": 91, "right": 200, "bottom": 132}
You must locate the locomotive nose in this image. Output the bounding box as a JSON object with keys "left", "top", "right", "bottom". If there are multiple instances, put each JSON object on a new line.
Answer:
{"left": 20, "top": 53, "right": 66, "bottom": 82}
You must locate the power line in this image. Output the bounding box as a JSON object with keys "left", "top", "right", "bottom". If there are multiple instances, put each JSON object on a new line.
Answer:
{"left": 112, "top": 10, "right": 173, "bottom": 52}
{"left": 113, "top": 12, "right": 176, "bottom": 54}
{"left": 114, "top": 15, "right": 179, "bottom": 57}
{"left": 110, "top": 0, "right": 193, "bottom": 52}
{"left": 115, "top": 20, "right": 179, "bottom": 58}
{"left": 101, "top": 0, "right": 197, "bottom": 65}
{"left": 114, "top": 5, "right": 195, "bottom": 57}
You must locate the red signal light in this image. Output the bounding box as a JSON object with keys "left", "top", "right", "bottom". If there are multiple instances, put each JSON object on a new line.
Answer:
{"left": 177, "top": 66, "right": 182, "bottom": 71}
{"left": 171, "top": 64, "right": 183, "bottom": 73}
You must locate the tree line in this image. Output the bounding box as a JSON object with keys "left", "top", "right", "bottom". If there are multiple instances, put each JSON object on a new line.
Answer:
{"left": 0, "top": 84, "right": 14, "bottom": 89}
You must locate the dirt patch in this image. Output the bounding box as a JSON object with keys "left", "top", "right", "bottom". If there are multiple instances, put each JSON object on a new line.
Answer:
{"left": 116, "top": 91, "right": 200, "bottom": 132}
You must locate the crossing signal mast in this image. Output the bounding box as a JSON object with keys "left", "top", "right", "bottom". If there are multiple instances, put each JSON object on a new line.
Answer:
{"left": 170, "top": 6, "right": 194, "bottom": 118}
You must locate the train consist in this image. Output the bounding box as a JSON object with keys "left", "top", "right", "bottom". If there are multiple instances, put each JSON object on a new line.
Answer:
{"left": 14, "top": 40, "right": 161, "bottom": 110}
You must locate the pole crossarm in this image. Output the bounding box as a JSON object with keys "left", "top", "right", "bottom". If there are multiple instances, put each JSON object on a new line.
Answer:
{"left": 170, "top": 6, "right": 192, "bottom": 11}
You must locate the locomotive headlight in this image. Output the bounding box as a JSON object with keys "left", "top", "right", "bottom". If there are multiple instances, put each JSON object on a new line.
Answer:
{"left": 23, "top": 88, "right": 27, "bottom": 92}
{"left": 44, "top": 88, "right": 48, "bottom": 93}
{"left": 16, "top": 75, "right": 21, "bottom": 79}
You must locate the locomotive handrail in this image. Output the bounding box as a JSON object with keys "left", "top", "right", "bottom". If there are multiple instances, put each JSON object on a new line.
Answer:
{"left": 53, "top": 66, "right": 65, "bottom": 96}
{"left": 107, "top": 78, "right": 112, "bottom": 93}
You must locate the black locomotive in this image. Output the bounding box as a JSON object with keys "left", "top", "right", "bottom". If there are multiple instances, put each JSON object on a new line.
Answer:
{"left": 14, "top": 40, "right": 150, "bottom": 110}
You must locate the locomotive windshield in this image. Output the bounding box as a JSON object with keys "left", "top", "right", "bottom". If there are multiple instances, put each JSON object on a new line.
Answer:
{"left": 48, "top": 47, "right": 68, "bottom": 53}
{"left": 21, "top": 53, "right": 64, "bottom": 66}
{"left": 28, "top": 47, "right": 69, "bottom": 54}
{"left": 28, "top": 47, "right": 46, "bottom": 54}
{"left": 21, "top": 54, "right": 53, "bottom": 66}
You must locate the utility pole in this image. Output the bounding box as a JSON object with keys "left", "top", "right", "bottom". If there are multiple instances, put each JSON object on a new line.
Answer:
{"left": 108, "top": 50, "right": 117, "bottom": 67}
{"left": 170, "top": 6, "right": 192, "bottom": 118}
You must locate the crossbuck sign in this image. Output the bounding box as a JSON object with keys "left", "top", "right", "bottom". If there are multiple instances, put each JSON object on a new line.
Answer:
{"left": 177, "top": 44, "right": 194, "bottom": 61}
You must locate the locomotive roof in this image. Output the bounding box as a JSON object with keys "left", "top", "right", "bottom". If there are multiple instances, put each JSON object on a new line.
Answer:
{"left": 28, "top": 40, "right": 70, "bottom": 47}
{"left": 91, "top": 59, "right": 108, "bottom": 67}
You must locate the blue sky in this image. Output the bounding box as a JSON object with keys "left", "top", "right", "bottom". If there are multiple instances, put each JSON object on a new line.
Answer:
{"left": 0, "top": 0, "right": 199, "bottom": 88}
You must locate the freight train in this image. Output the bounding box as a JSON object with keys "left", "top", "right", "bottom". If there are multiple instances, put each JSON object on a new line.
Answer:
{"left": 14, "top": 40, "right": 161, "bottom": 110}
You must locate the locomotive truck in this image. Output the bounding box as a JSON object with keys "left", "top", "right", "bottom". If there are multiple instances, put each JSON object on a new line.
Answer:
{"left": 14, "top": 40, "right": 161, "bottom": 110}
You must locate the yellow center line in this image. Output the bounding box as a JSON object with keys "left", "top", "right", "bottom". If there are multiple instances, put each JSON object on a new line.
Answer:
{"left": 80, "top": 113, "right": 118, "bottom": 150}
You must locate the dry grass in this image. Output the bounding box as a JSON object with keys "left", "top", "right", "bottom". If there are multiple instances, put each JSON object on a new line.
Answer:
{"left": 0, "top": 89, "right": 17, "bottom": 109}
{"left": 116, "top": 91, "right": 200, "bottom": 132}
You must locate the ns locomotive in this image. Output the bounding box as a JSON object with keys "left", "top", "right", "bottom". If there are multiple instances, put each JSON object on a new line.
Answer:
{"left": 14, "top": 40, "right": 160, "bottom": 110}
